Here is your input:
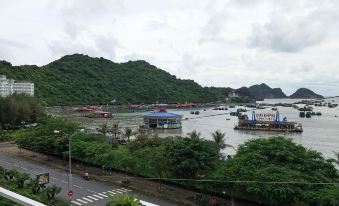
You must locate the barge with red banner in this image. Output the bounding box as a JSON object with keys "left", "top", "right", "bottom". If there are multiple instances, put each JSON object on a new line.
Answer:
{"left": 234, "top": 111, "right": 303, "bottom": 133}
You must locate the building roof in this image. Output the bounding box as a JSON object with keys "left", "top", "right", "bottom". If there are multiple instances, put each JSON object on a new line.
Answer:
{"left": 143, "top": 112, "right": 182, "bottom": 118}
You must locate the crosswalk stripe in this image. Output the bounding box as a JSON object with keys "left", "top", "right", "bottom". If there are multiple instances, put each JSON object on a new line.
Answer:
{"left": 107, "top": 191, "right": 116, "bottom": 195}
{"left": 93, "top": 194, "right": 104, "bottom": 199}
{"left": 98, "top": 193, "right": 108, "bottom": 198}
{"left": 87, "top": 196, "right": 99, "bottom": 201}
{"left": 71, "top": 201, "right": 82, "bottom": 205}
{"left": 116, "top": 188, "right": 127, "bottom": 192}
{"left": 82, "top": 197, "right": 93, "bottom": 202}
{"left": 77, "top": 199, "right": 88, "bottom": 204}
{"left": 115, "top": 190, "right": 123, "bottom": 194}
{"left": 120, "top": 188, "right": 132, "bottom": 192}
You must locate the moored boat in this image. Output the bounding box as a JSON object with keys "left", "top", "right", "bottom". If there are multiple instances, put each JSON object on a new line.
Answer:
{"left": 234, "top": 111, "right": 303, "bottom": 133}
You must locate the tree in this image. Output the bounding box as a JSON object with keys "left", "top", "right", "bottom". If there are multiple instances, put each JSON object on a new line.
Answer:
{"left": 188, "top": 130, "right": 201, "bottom": 139}
{"left": 167, "top": 137, "right": 219, "bottom": 178}
{"left": 124, "top": 127, "right": 133, "bottom": 142}
{"left": 112, "top": 122, "right": 120, "bottom": 138}
{"left": 211, "top": 130, "right": 234, "bottom": 151}
{"left": 212, "top": 136, "right": 339, "bottom": 206}
{"left": 16, "top": 172, "right": 31, "bottom": 188}
{"left": 106, "top": 194, "right": 142, "bottom": 206}
{"left": 46, "top": 185, "right": 61, "bottom": 201}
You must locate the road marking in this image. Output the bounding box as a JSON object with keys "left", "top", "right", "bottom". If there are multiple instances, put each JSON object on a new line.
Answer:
{"left": 71, "top": 200, "right": 82, "bottom": 205}
{"left": 140, "top": 200, "right": 159, "bottom": 206}
{"left": 121, "top": 187, "right": 133, "bottom": 191}
{"left": 115, "top": 190, "right": 123, "bottom": 194}
{"left": 87, "top": 196, "right": 98, "bottom": 201}
{"left": 98, "top": 193, "right": 108, "bottom": 198}
{"left": 82, "top": 197, "right": 93, "bottom": 202}
{"left": 107, "top": 191, "right": 116, "bottom": 195}
{"left": 76, "top": 199, "right": 88, "bottom": 204}
{"left": 61, "top": 180, "right": 67, "bottom": 184}
{"left": 73, "top": 185, "right": 83, "bottom": 189}
{"left": 93, "top": 194, "right": 104, "bottom": 199}
{"left": 116, "top": 188, "right": 128, "bottom": 192}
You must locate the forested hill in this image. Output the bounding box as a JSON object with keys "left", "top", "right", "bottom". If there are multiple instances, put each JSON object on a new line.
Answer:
{"left": 0, "top": 54, "right": 227, "bottom": 105}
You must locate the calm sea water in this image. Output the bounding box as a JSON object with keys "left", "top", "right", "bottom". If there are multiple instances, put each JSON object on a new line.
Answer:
{"left": 56, "top": 97, "right": 339, "bottom": 159}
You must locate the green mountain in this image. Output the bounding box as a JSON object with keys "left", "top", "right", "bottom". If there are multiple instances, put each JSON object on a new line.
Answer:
{"left": 0, "top": 54, "right": 227, "bottom": 105}
{"left": 289, "top": 88, "right": 324, "bottom": 99}
{"left": 235, "top": 83, "right": 287, "bottom": 100}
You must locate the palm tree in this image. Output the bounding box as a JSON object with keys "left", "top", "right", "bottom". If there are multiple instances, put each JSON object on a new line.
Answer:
{"left": 211, "top": 130, "right": 234, "bottom": 151}
{"left": 189, "top": 130, "right": 201, "bottom": 139}
{"left": 111, "top": 121, "right": 120, "bottom": 140}
{"left": 124, "top": 127, "right": 133, "bottom": 142}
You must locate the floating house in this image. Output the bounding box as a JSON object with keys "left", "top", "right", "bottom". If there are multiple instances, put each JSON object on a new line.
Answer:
{"left": 234, "top": 111, "right": 303, "bottom": 133}
{"left": 143, "top": 108, "right": 182, "bottom": 129}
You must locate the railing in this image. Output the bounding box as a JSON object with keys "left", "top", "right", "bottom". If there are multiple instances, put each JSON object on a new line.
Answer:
{"left": 0, "top": 186, "right": 46, "bottom": 206}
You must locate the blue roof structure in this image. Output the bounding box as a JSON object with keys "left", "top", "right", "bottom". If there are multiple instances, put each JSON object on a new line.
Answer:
{"left": 143, "top": 112, "right": 181, "bottom": 118}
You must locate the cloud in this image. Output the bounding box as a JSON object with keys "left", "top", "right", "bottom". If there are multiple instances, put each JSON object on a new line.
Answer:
{"left": 199, "top": 9, "right": 229, "bottom": 44}
{"left": 248, "top": 7, "right": 339, "bottom": 52}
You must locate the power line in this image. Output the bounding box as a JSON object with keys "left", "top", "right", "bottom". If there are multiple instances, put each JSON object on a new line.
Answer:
{"left": 144, "top": 177, "right": 339, "bottom": 185}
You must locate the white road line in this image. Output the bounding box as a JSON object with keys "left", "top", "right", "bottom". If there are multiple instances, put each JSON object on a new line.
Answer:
{"left": 98, "top": 193, "right": 108, "bottom": 198}
{"left": 93, "top": 194, "right": 104, "bottom": 199}
{"left": 87, "top": 196, "right": 98, "bottom": 201}
{"left": 140, "top": 200, "right": 159, "bottom": 206}
{"left": 73, "top": 185, "right": 83, "bottom": 189}
{"left": 82, "top": 197, "right": 93, "bottom": 202}
{"left": 71, "top": 200, "right": 82, "bottom": 205}
{"left": 121, "top": 187, "right": 133, "bottom": 191}
{"left": 61, "top": 180, "right": 67, "bottom": 184}
{"left": 77, "top": 199, "right": 88, "bottom": 204}
{"left": 107, "top": 191, "right": 116, "bottom": 195}
{"left": 115, "top": 190, "right": 123, "bottom": 194}
{"left": 116, "top": 188, "right": 128, "bottom": 192}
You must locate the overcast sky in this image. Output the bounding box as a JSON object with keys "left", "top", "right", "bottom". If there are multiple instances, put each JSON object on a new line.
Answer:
{"left": 1, "top": 0, "right": 339, "bottom": 96}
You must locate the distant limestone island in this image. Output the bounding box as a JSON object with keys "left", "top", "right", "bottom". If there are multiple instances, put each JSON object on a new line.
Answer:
{"left": 233, "top": 83, "right": 324, "bottom": 100}
{"left": 0, "top": 54, "right": 324, "bottom": 105}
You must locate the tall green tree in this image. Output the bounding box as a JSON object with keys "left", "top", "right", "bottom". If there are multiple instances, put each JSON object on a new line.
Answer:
{"left": 124, "top": 127, "right": 133, "bottom": 142}
{"left": 167, "top": 137, "right": 219, "bottom": 178}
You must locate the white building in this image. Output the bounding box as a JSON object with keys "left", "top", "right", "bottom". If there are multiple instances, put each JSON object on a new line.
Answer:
{"left": 0, "top": 75, "right": 34, "bottom": 97}
{"left": 228, "top": 90, "right": 239, "bottom": 98}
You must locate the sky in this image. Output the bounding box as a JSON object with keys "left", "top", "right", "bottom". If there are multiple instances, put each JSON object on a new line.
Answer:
{"left": 1, "top": 0, "right": 339, "bottom": 96}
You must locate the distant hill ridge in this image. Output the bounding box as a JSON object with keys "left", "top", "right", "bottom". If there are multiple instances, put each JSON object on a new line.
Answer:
{"left": 235, "top": 83, "right": 323, "bottom": 100}
{"left": 0, "top": 54, "right": 324, "bottom": 105}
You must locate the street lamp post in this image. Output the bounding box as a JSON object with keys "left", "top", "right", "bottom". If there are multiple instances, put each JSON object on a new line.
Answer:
{"left": 53, "top": 129, "right": 84, "bottom": 203}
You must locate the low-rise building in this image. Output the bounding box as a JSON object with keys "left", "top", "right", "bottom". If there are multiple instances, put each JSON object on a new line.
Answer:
{"left": 0, "top": 75, "right": 34, "bottom": 97}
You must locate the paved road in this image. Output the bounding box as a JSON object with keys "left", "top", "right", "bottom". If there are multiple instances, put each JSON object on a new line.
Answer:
{"left": 0, "top": 154, "right": 176, "bottom": 206}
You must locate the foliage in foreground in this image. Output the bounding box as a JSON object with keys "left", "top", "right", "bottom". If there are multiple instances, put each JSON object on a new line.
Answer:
{"left": 106, "top": 194, "right": 142, "bottom": 206}
{"left": 211, "top": 137, "right": 339, "bottom": 206}
{"left": 0, "top": 166, "right": 65, "bottom": 206}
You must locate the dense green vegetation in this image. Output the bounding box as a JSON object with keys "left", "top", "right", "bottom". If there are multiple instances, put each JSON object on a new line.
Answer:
{"left": 12, "top": 118, "right": 339, "bottom": 205}
{"left": 0, "top": 196, "right": 20, "bottom": 206}
{"left": 0, "top": 94, "right": 46, "bottom": 130}
{"left": 0, "top": 166, "right": 65, "bottom": 206}
{"left": 0, "top": 54, "right": 228, "bottom": 105}
{"left": 106, "top": 194, "right": 142, "bottom": 206}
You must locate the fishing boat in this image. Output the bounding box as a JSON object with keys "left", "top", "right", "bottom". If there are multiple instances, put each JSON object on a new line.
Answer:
{"left": 234, "top": 111, "right": 303, "bottom": 133}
